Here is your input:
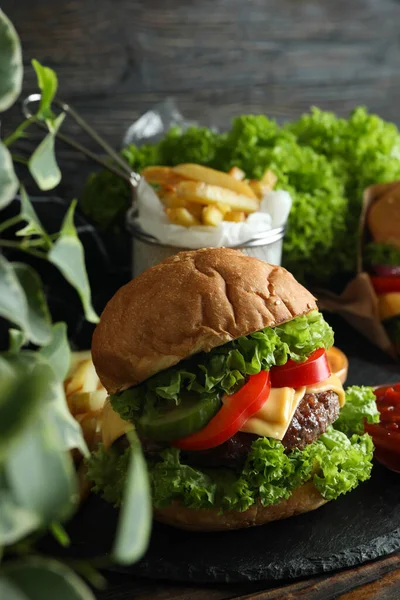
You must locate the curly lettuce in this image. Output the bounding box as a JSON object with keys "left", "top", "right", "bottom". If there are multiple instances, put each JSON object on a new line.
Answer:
{"left": 110, "top": 310, "right": 334, "bottom": 423}
{"left": 80, "top": 107, "right": 400, "bottom": 283}
{"left": 364, "top": 243, "right": 400, "bottom": 268}
{"left": 334, "top": 386, "right": 379, "bottom": 435}
{"left": 88, "top": 386, "right": 378, "bottom": 512}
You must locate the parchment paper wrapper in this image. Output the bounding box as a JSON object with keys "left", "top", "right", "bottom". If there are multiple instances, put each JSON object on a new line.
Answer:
{"left": 133, "top": 178, "right": 292, "bottom": 249}
{"left": 316, "top": 181, "right": 400, "bottom": 359}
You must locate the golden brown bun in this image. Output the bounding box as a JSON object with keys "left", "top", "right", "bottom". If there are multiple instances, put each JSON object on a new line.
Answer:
{"left": 368, "top": 187, "right": 400, "bottom": 248}
{"left": 92, "top": 248, "right": 317, "bottom": 394}
{"left": 154, "top": 480, "right": 327, "bottom": 531}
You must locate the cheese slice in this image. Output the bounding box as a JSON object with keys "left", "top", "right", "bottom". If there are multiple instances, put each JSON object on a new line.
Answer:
{"left": 101, "top": 373, "right": 346, "bottom": 448}
{"left": 102, "top": 397, "right": 134, "bottom": 449}
{"left": 224, "top": 373, "right": 346, "bottom": 441}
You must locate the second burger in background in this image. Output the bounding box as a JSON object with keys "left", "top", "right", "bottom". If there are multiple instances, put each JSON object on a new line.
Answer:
{"left": 88, "top": 248, "right": 379, "bottom": 531}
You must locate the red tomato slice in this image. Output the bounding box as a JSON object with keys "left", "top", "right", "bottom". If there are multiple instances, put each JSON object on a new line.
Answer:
{"left": 173, "top": 370, "right": 271, "bottom": 451}
{"left": 370, "top": 276, "right": 400, "bottom": 294}
{"left": 270, "top": 348, "right": 331, "bottom": 389}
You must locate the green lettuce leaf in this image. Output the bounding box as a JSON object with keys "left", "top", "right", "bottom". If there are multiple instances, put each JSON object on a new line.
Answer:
{"left": 111, "top": 310, "right": 334, "bottom": 424}
{"left": 364, "top": 243, "right": 400, "bottom": 268}
{"left": 334, "top": 386, "right": 379, "bottom": 435}
{"left": 88, "top": 428, "right": 374, "bottom": 513}
{"left": 80, "top": 107, "right": 400, "bottom": 283}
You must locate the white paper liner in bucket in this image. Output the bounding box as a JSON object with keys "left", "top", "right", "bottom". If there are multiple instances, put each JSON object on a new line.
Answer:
{"left": 128, "top": 179, "right": 291, "bottom": 277}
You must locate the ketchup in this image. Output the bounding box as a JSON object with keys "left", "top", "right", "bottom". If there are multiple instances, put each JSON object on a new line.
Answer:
{"left": 365, "top": 383, "right": 400, "bottom": 473}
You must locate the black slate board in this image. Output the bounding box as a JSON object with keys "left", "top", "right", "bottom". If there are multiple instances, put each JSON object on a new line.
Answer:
{"left": 63, "top": 463, "right": 400, "bottom": 584}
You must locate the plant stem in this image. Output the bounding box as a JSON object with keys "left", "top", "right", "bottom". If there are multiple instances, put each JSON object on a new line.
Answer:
{"left": 12, "top": 154, "right": 29, "bottom": 166}
{"left": 0, "top": 239, "right": 47, "bottom": 259}
{"left": 4, "top": 118, "right": 34, "bottom": 148}
{"left": 0, "top": 215, "right": 23, "bottom": 234}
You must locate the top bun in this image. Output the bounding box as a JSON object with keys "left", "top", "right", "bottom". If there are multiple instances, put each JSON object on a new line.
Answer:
{"left": 368, "top": 186, "right": 400, "bottom": 248}
{"left": 92, "top": 248, "right": 317, "bottom": 394}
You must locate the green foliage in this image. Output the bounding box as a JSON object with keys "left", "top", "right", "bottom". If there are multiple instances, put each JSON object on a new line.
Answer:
{"left": 0, "top": 9, "right": 22, "bottom": 111}
{"left": 0, "top": 9, "right": 151, "bottom": 597}
{"left": 48, "top": 201, "right": 98, "bottom": 323}
{"left": 112, "top": 433, "right": 152, "bottom": 565}
{"left": 0, "top": 143, "right": 18, "bottom": 209}
{"left": 80, "top": 108, "right": 400, "bottom": 284}
{"left": 28, "top": 113, "right": 65, "bottom": 191}
{"left": 1, "top": 557, "right": 95, "bottom": 600}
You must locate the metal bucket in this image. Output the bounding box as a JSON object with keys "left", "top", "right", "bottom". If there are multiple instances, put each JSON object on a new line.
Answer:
{"left": 129, "top": 222, "right": 286, "bottom": 277}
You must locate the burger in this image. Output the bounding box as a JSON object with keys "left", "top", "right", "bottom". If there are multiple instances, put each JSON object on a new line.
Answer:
{"left": 366, "top": 185, "right": 400, "bottom": 354}
{"left": 88, "top": 248, "right": 378, "bottom": 531}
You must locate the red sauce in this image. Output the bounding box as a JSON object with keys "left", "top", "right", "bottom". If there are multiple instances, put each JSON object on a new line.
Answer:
{"left": 365, "top": 383, "right": 400, "bottom": 473}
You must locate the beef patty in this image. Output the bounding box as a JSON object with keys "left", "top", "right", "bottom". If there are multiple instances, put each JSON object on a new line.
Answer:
{"left": 179, "top": 390, "right": 340, "bottom": 469}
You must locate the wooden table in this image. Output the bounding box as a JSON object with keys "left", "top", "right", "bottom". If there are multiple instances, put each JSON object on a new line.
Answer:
{"left": 95, "top": 552, "right": 400, "bottom": 599}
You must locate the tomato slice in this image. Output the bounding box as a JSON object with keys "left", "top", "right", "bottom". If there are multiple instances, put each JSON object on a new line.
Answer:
{"left": 270, "top": 348, "right": 331, "bottom": 389}
{"left": 370, "top": 276, "right": 400, "bottom": 294}
{"left": 173, "top": 370, "right": 271, "bottom": 451}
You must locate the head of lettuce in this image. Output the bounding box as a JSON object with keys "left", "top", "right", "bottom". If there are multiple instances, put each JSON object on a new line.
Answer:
{"left": 88, "top": 248, "right": 379, "bottom": 531}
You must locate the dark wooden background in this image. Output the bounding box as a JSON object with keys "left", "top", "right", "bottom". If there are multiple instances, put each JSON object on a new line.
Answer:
{"left": 4, "top": 0, "right": 400, "bottom": 199}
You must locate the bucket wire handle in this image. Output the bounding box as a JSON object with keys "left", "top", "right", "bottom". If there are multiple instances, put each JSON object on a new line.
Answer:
{"left": 22, "top": 93, "right": 141, "bottom": 188}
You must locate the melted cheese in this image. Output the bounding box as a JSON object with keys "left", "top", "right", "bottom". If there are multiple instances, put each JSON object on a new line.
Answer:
{"left": 102, "top": 397, "right": 134, "bottom": 449}
{"left": 101, "top": 374, "right": 346, "bottom": 448}
{"left": 223, "top": 373, "right": 346, "bottom": 440}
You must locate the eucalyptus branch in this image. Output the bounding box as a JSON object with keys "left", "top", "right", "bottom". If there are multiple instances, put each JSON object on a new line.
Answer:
{"left": 4, "top": 118, "right": 34, "bottom": 148}
{"left": 0, "top": 214, "right": 23, "bottom": 234}
{"left": 0, "top": 239, "right": 48, "bottom": 259}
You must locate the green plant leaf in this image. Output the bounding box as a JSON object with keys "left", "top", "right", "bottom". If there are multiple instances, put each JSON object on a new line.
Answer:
{"left": 39, "top": 322, "right": 71, "bottom": 381}
{"left": 8, "top": 328, "right": 26, "bottom": 353}
{"left": 16, "top": 186, "right": 50, "bottom": 246}
{"left": 112, "top": 435, "right": 151, "bottom": 564}
{"left": 0, "top": 469, "right": 41, "bottom": 545}
{"left": 1, "top": 558, "right": 95, "bottom": 600}
{"left": 0, "top": 256, "right": 53, "bottom": 345}
{"left": 12, "top": 262, "right": 52, "bottom": 346}
{"left": 31, "top": 59, "right": 57, "bottom": 120}
{"left": 28, "top": 113, "right": 65, "bottom": 191}
{"left": 0, "top": 575, "right": 27, "bottom": 600}
{"left": 0, "top": 354, "right": 48, "bottom": 460}
{"left": 0, "top": 142, "right": 19, "bottom": 209}
{"left": 0, "top": 9, "right": 23, "bottom": 112}
{"left": 49, "top": 201, "right": 99, "bottom": 323}
{"left": 5, "top": 410, "right": 77, "bottom": 525}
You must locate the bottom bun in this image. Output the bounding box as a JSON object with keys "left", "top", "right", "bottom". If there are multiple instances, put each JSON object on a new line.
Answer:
{"left": 154, "top": 480, "right": 328, "bottom": 531}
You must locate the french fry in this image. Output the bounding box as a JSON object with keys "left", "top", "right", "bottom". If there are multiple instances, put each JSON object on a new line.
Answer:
{"left": 65, "top": 359, "right": 100, "bottom": 398}
{"left": 68, "top": 390, "right": 108, "bottom": 416}
{"left": 185, "top": 202, "right": 204, "bottom": 220}
{"left": 142, "top": 166, "right": 186, "bottom": 187}
{"left": 202, "top": 205, "right": 224, "bottom": 227}
{"left": 227, "top": 166, "right": 246, "bottom": 181}
{"left": 165, "top": 207, "right": 200, "bottom": 227}
{"left": 215, "top": 202, "right": 232, "bottom": 216}
{"left": 224, "top": 210, "right": 246, "bottom": 222}
{"left": 248, "top": 180, "right": 267, "bottom": 200}
{"left": 76, "top": 411, "right": 102, "bottom": 450}
{"left": 261, "top": 168, "right": 278, "bottom": 188}
{"left": 157, "top": 188, "right": 187, "bottom": 209}
{"left": 175, "top": 181, "right": 259, "bottom": 214}
{"left": 173, "top": 164, "right": 257, "bottom": 199}
{"left": 248, "top": 170, "right": 278, "bottom": 200}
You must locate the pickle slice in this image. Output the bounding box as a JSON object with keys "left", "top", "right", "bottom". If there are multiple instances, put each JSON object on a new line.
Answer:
{"left": 137, "top": 394, "right": 221, "bottom": 442}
